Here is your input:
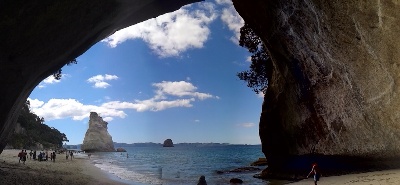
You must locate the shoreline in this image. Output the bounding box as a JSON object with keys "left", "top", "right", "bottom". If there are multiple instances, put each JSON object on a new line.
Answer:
{"left": 4, "top": 149, "right": 400, "bottom": 184}
{"left": 0, "top": 149, "right": 129, "bottom": 185}
{"left": 288, "top": 169, "right": 400, "bottom": 184}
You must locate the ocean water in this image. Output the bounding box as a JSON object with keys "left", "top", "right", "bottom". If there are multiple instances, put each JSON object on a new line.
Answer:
{"left": 90, "top": 145, "right": 279, "bottom": 185}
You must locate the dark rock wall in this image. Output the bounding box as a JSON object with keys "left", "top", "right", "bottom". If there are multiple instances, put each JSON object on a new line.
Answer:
{"left": 233, "top": 0, "right": 400, "bottom": 160}
{"left": 0, "top": 0, "right": 201, "bottom": 153}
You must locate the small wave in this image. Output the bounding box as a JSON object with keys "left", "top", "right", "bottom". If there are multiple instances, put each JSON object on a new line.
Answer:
{"left": 95, "top": 163, "right": 163, "bottom": 185}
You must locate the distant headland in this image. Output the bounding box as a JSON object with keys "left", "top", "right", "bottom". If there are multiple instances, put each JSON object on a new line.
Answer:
{"left": 64, "top": 142, "right": 259, "bottom": 149}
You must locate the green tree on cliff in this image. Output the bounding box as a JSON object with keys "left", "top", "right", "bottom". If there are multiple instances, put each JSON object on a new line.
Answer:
{"left": 8, "top": 100, "right": 68, "bottom": 149}
{"left": 52, "top": 58, "right": 78, "bottom": 80}
{"left": 237, "top": 23, "right": 271, "bottom": 94}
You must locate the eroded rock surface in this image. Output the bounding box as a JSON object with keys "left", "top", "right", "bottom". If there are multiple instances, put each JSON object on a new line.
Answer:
{"left": 0, "top": 0, "right": 200, "bottom": 154}
{"left": 233, "top": 0, "right": 400, "bottom": 173}
{"left": 81, "top": 112, "right": 115, "bottom": 152}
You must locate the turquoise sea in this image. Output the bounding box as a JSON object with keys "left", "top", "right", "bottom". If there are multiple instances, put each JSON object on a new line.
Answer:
{"left": 90, "top": 145, "right": 280, "bottom": 185}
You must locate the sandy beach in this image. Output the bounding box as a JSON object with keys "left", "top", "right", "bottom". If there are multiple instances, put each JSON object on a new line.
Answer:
{"left": 4, "top": 149, "right": 400, "bottom": 185}
{"left": 0, "top": 149, "right": 127, "bottom": 185}
{"left": 289, "top": 169, "right": 400, "bottom": 185}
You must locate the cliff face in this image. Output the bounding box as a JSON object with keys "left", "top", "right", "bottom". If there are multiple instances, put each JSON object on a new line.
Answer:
{"left": 81, "top": 112, "right": 115, "bottom": 152}
{"left": 233, "top": 0, "right": 400, "bottom": 161}
{"left": 0, "top": 0, "right": 201, "bottom": 153}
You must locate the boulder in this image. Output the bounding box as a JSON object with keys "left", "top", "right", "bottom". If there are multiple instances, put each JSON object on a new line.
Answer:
{"left": 163, "top": 139, "right": 174, "bottom": 147}
{"left": 250, "top": 158, "right": 267, "bottom": 166}
{"left": 216, "top": 167, "right": 261, "bottom": 174}
{"left": 116, "top": 147, "right": 126, "bottom": 152}
{"left": 81, "top": 112, "right": 115, "bottom": 152}
{"left": 229, "top": 178, "right": 243, "bottom": 184}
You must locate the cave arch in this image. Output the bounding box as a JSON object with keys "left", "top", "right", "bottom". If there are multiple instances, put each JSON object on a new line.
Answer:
{"left": 0, "top": 0, "right": 201, "bottom": 153}
{"left": 4, "top": 0, "right": 400, "bottom": 179}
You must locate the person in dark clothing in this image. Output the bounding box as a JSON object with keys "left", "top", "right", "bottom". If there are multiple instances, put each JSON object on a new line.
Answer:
{"left": 29, "top": 150, "right": 33, "bottom": 160}
{"left": 33, "top": 151, "right": 36, "bottom": 160}
{"left": 52, "top": 152, "right": 56, "bottom": 163}
{"left": 197, "top": 175, "right": 207, "bottom": 185}
{"left": 307, "top": 163, "right": 321, "bottom": 185}
{"left": 18, "top": 150, "right": 23, "bottom": 163}
{"left": 22, "top": 150, "right": 27, "bottom": 164}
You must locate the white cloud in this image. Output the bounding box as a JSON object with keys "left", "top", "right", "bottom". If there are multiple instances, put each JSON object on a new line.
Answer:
{"left": 215, "top": 0, "right": 232, "bottom": 5}
{"left": 29, "top": 99, "right": 44, "bottom": 108}
{"left": 87, "top": 74, "right": 118, "bottom": 88}
{"left": 152, "top": 81, "right": 214, "bottom": 100}
{"left": 38, "top": 74, "right": 69, "bottom": 88}
{"left": 43, "top": 76, "right": 60, "bottom": 84}
{"left": 102, "top": 2, "right": 217, "bottom": 58}
{"left": 103, "top": 117, "right": 114, "bottom": 122}
{"left": 220, "top": 5, "right": 244, "bottom": 43}
{"left": 237, "top": 122, "right": 255, "bottom": 128}
{"left": 246, "top": 56, "right": 252, "bottom": 63}
{"left": 194, "top": 119, "right": 200, "bottom": 123}
{"left": 27, "top": 98, "right": 127, "bottom": 121}
{"left": 28, "top": 81, "right": 217, "bottom": 121}
{"left": 257, "top": 92, "right": 265, "bottom": 98}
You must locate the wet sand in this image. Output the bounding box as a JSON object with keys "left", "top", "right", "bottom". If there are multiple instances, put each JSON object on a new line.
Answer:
{"left": 289, "top": 169, "right": 400, "bottom": 184}
{"left": 0, "top": 149, "right": 127, "bottom": 185}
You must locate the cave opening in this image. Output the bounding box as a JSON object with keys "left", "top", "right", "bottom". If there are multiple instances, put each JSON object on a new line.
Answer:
{"left": 4, "top": 1, "right": 269, "bottom": 185}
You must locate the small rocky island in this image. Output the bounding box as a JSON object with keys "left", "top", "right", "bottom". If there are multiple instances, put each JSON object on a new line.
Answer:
{"left": 81, "top": 112, "right": 115, "bottom": 152}
{"left": 163, "top": 139, "right": 174, "bottom": 147}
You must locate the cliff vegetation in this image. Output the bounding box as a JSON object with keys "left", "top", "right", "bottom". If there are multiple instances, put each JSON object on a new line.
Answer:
{"left": 7, "top": 100, "right": 68, "bottom": 150}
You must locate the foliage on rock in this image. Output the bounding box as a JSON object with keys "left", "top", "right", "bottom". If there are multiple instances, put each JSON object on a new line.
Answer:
{"left": 52, "top": 58, "right": 77, "bottom": 80}
{"left": 7, "top": 100, "right": 68, "bottom": 149}
{"left": 237, "top": 23, "right": 271, "bottom": 94}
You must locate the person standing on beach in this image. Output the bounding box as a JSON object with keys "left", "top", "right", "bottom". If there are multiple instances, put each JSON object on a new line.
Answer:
{"left": 307, "top": 162, "right": 321, "bottom": 185}
{"left": 33, "top": 150, "right": 36, "bottom": 160}
{"left": 52, "top": 152, "right": 56, "bottom": 163}
{"left": 197, "top": 175, "right": 207, "bottom": 185}
{"left": 70, "top": 151, "right": 73, "bottom": 160}
{"left": 29, "top": 150, "right": 33, "bottom": 160}
{"left": 22, "top": 150, "right": 27, "bottom": 165}
{"left": 18, "top": 150, "right": 23, "bottom": 163}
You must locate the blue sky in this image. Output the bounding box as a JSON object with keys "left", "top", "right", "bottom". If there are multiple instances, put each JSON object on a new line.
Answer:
{"left": 27, "top": 0, "right": 263, "bottom": 145}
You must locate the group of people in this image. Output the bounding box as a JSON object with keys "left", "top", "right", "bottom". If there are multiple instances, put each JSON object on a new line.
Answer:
{"left": 18, "top": 150, "right": 74, "bottom": 164}
{"left": 65, "top": 151, "right": 74, "bottom": 160}
{"left": 18, "top": 149, "right": 62, "bottom": 164}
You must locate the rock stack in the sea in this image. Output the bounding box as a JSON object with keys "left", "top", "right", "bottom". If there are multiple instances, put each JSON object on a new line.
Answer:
{"left": 81, "top": 112, "right": 115, "bottom": 152}
{"left": 163, "top": 139, "right": 174, "bottom": 147}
